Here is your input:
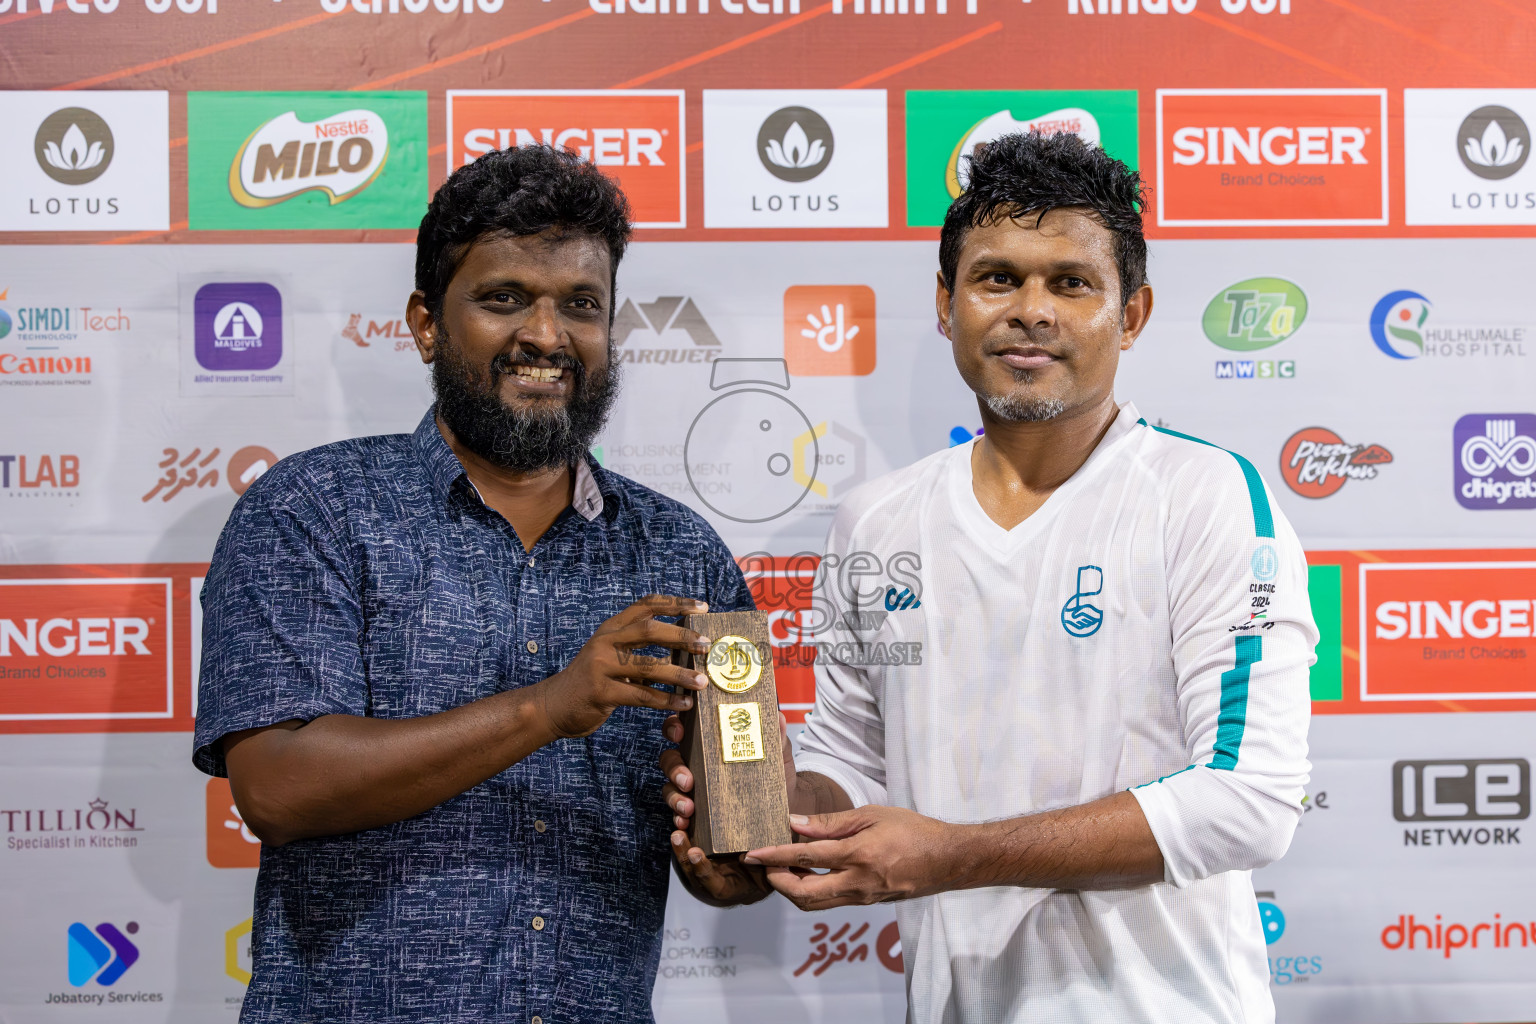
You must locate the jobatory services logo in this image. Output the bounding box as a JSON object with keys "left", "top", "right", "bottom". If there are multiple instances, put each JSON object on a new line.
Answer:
{"left": 783, "top": 285, "right": 876, "bottom": 376}
{"left": 0, "top": 91, "right": 169, "bottom": 231}
{"left": 67, "top": 921, "right": 139, "bottom": 986}
{"left": 447, "top": 91, "right": 685, "bottom": 228}
{"left": 1454, "top": 414, "right": 1536, "bottom": 510}
{"left": 703, "top": 90, "right": 888, "bottom": 228}
{"left": 905, "top": 90, "right": 1138, "bottom": 227}
{"left": 1279, "top": 427, "right": 1392, "bottom": 498}
{"left": 1369, "top": 290, "right": 1527, "bottom": 361}
{"left": 1156, "top": 89, "right": 1388, "bottom": 227}
{"left": 1394, "top": 759, "right": 1528, "bottom": 851}
{"left": 187, "top": 92, "right": 426, "bottom": 230}
{"left": 0, "top": 577, "right": 173, "bottom": 724}
{"left": 1405, "top": 90, "right": 1536, "bottom": 225}
{"left": 1362, "top": 560, "right": 1536, "bottom": 703}
{"left": 612, "top": 295, "right": 721, "bottom": 365}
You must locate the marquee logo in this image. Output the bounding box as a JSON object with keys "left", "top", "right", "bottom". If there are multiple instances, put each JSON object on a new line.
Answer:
{"left": 188, "top": 92, "right": 425, "bottom": 230}
{"left": 34, "top": 107, "right": 114, "bottom": 186}
{"left": 1458, "top": 106, "right": 1529, "bottom": 181}
{"left": 612, "top": 295, "right": 721, "bottom": 365}
{"left": 1156, "top": 89, "right": 1388, "bottom": 227}
{"left": 67, "top": 922, "right": 139, "bottom": 986}
{"left": 1279, "top": 427, "right": 1392, "bottom": 498}
{"left": 447, "top": 90, "right": 685, "bottom": 228}
{"left": 1203, "top": 278, "right": 1307, "bottom": 351}
{"left": 1454, "top": 414, "right": 1536, "bottom": 509}
{"left": 230, "top": 109, "right": 388, "bottom": 208}
{"left": 906, "top": 90, "right": 1138, "bottom": 226}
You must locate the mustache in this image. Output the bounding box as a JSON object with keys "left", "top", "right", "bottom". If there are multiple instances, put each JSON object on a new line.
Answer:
{"left": 490, "top": 349, "right": 586, "bottom": 376}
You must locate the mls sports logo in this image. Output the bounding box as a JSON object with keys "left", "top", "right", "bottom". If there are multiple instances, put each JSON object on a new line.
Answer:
{"left": 1061, "top": 565, "right": 1105, "bottom": 637}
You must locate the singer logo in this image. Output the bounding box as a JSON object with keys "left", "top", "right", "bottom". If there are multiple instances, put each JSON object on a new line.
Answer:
{"left": 1361, "top": 561, "right": 1536, "bottom": 703}
{"left": 783, "top": 285, "right": 876, "bottom": 376}
{"left": 0, "top": 578, "right": 172, "bottom": 721}
{"left": 1156, "top": 89, "right": 1388, "bottom": 226}
{"left": 447, "top": 91, "right": 684, "bottom": 228}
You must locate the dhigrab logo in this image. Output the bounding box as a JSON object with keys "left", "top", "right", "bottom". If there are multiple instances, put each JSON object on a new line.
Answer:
{"left": 1454, "top": 414, "right": 1536, "bottom": 510}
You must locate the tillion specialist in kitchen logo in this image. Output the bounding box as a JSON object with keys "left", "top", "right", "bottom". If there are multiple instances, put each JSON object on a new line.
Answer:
{"left": 1279, "top": 426, "right": 1393, "bottom": 498}
{"left": 186, "top": 91, "right": 427, "bottom": 230}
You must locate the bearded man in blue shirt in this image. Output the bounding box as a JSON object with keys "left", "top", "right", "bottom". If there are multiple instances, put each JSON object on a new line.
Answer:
{"left": 194, "top": 145, "right": 767, "bottom": 1024}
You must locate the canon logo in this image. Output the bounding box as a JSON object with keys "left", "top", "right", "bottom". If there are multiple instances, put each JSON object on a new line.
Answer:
{"left": 0, "top": 618, "right": 150, "bottom": 657}
{"left": 1171, "top": 126, "right": 1368, "bottom": 167}
{"left": 1374, "top": 599, "right": 1534, "bottom": 639}
{"left": 462, "top": 128, "right": 664, "bottom": 166}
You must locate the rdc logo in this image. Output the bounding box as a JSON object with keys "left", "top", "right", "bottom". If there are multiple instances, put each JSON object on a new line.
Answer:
{"left": 1060, "top": 565, "right": 1105, "bottom": 638}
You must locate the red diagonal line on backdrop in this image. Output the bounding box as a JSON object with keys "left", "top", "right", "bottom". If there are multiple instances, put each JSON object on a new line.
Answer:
{"left": 1186, "top": 9, "right": 1371, "bottom": 86}
{"left": 0, "top": 8, "right": 43, "bottom": 27}
{"left": 55, "top": 10, "right": 343, "bottom": 90}
{"left": 99, "top": 220, "right": 189, "bottom": 245}
{"left": 351, "top": 8, "right": 597, "bottom": 89}
{"left": 1312, "top": 0, "right": 1521, "bottom": 85}
{"left": 610, "top": 2, "right": 834, "bottom": 89}
{"left": 841, "top": 20, "right": 1002, "bottom": 89}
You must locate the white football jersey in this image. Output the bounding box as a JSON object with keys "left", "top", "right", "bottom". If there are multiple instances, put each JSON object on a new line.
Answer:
{"left": 795, "top": 401, "right": 1315, "bottom": 1024}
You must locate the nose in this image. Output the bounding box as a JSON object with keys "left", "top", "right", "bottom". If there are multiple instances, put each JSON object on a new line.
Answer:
{"left": 512, "top": 298, "right": 565, "bottom": 359}
{"left": 1009, "top": 277, "right": 1056, "bottom": 332}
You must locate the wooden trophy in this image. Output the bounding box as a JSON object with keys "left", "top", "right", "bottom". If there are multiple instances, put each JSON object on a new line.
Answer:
{"left": 672, "top": 610, "right": 793, "bottom": 856}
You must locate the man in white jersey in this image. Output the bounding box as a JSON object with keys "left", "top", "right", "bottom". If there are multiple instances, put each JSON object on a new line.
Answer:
{"left": 662, "top": 131, "right": 1315, "bottom": 1022}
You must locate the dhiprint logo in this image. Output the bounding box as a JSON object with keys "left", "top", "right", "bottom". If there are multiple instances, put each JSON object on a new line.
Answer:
{"left": 1061, "top": 565, "right": 1105, "bottom": 638}
{"left": 1458, "top": 106, "right": 1530, "bottom": 181}
{"left": 1454, "top": 414, "right": 1536, "bottom": 510}
{"left": 193, "top": 283, "right": 282, "bottom": 372}
{"left": 1251, "top": 544, "right": 1279, "bottom": 582}
{"left": 783, "top": 285, "right": 876, "bottom": 377}
{"left": 1279, "top": 427, "right": 1392, "bottom": 498}
{"left": 758, "top": 107, "right": 833, "bottom": 183}
{"left": 34, "top": 108, "right": 114, "bottom": 186}
{"left": 67, "top": 921, "right": 139, "bottom": 986}
{"left": 1203, "top": 278, "right": 1307, "bottom": 351}
{"left": 1370, "top": 290, "right": 1432, "bottom": 359}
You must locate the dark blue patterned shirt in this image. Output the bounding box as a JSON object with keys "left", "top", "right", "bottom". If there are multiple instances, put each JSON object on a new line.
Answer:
{"left": 193, "top": 409, "right": 753, "bottom": 1024}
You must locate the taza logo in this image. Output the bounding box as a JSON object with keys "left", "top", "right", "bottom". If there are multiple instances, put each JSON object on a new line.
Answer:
{"left": 34, "top": 108, "right": 114, "bottom": 186}
{"left": 757, "top": 106, "right": 833, "bottom": 183}
{"left": 1203, "top": 278, "right": 1307, "bottom": 351}
{"left": 1279, "top": 427, "right": 1392, "bottom": 498}
{"left": 1457, "top": 105, "right": 1529, "bottom": 181}
{"left": 231, "top": 109, "right": 388, "bottom": 208}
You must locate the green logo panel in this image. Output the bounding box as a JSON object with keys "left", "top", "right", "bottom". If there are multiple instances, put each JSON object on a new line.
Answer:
{"left": 904, "top": 90, "right": 1139, "bottom": 228}
{"left": 188, "top": 92, "right": 427, "bottom": 231}
{"left": 1202, "top": 277, "right": 1309, "bottom": 352}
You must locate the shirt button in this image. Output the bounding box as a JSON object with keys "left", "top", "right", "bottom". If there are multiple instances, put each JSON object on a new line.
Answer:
{"left": 534, "top": 819, "right": 547, "bottom": 833}
{"left": 531, "top": 916, "right": 545, "bottom": 931}
{"left": 528, "top": 557, "right": 536, "bottom": 567}
{"left": 532, "top": 1017, "right": 543, "bottom": 1024}
{"left": 526, "top": 640, "right": 539, "bottom": 654}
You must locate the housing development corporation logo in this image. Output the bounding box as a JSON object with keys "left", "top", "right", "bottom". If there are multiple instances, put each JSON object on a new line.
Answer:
{"left": 187, "top": 91, "right": 426, "bottom": 230}
{"left": 758, "top": 106, "right": 833, "bottom": 183}
{"left": 783, "top": 285, "right": 876, "bottom": 376}
{"left": 1405, "top": 90, "right": 1536, "bottom": 225}
{"left": 1368, "top": 290, "right": 1527, "bottom": 361}
{"left": 35, "top": 108, "right": 114, "bottom": 186}
{"left": 1157, "top": 89, "right": 1388, "bottom": 227}
{"left": 447, "top": 91, "right": 685, "bottom": 228}
{"left": 906, "top": 90, "right": 1138, "bottom": 226}
{"left": 1454, "top": 414, "right": 1536, "bottom": 509}
{"left": 1279, "top": 427, "right": 1392, "bottom": 498}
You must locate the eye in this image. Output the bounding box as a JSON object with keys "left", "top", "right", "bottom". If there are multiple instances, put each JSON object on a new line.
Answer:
{"left": 569, "top": 296, "right": 599, "bottom": 310}
{"left": 988, "top": 272, "right": 1013, "bottom": 286}
{"left": 488, "top": 291, "right": 518, "bottom": 305}
{"left": 1060, "top": 276, "right": 1089, "bottom": 290}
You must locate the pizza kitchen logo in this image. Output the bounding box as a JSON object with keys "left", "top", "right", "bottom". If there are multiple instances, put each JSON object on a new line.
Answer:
{"left": 1279, "top": 426, "right": 1393, "bottom": 498}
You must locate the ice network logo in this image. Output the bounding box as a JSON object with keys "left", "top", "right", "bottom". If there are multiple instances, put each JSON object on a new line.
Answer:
{"left": 1457, "top": 106, "right": 1530, "bottom": 181}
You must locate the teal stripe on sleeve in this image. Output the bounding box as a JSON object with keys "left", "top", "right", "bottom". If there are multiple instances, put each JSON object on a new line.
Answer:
{"left": 1137, "top": 417, "right": 1275, "bottom": 539}
{"left": 1208, "top": 635, "right": 1261, "bottom": 771}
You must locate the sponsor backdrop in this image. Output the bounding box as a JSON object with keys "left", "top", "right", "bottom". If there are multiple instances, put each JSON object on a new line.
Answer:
{"left": 1, "top": 3, "right": 1533, "bottom": 1022}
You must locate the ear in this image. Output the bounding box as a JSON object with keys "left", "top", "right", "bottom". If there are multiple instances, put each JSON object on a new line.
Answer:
{"left": 406, "top": 291, "right": 437, "bottom": 365}
{"left": 1119, "top": 284, "right": 1154, "bottom": 352}
{"left": 934, "top": 272, "right": 953, "bottom": 341}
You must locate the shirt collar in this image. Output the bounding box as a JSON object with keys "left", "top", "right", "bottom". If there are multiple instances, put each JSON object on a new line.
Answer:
{"left": 412, "top": 408, "right": 611, "bottom": 522}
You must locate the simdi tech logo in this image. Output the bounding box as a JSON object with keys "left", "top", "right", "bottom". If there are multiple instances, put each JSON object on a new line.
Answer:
{"left": 1369, "top": 290, "right": 1528, "bottom": 361}
{"left": 446, "top": 91, "right": 685, "bottom": 228}
{"left": 187, "top": 92, "right": 427, "bottom": 230}
{"left": 1405, "top": 90, "right": 1536, "bottom": 226}
{"left": 0, "top": 91, "right": 169, "bottom": 231}
{"left": 906, "top": 91, "right": 1138, "bottom": 227}
{"left": 1156, "top": 89, "right": 1388, "bottom": 227}
{"left": 703, "top": 90, "right": 889, "bottom": 229}
{"left": 1454, "top": 414, "right": 1536, "bottom": 510}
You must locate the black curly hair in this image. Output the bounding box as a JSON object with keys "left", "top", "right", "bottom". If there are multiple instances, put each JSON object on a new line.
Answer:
{"left": 414, "top": 145, "right": 633, "bottom": 322}
{"left": 938, "top": 131, "right": 1147, "bottom": 306}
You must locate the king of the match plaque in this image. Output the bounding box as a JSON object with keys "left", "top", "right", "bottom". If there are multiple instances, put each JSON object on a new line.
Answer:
{"left": 672, "top": 610, "right": 793, "bottom": 856}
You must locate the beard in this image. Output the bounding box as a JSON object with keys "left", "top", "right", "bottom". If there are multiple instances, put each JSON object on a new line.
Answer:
{"left": 980, "top": 369, "right": 1067, "bottom": 423}
{"left": 431, "top": 327, "right": 621, "bottom": 475}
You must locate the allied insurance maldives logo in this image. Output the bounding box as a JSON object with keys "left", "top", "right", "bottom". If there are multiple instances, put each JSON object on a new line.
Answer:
{"left": 1156, "top": 89, "right": 1388, "bottom": 227}
{"left": 187, "top": 92, "right": 427, "bottom": 230}
{"left": 447, "top": 91, "right": 685, "bottom": 228}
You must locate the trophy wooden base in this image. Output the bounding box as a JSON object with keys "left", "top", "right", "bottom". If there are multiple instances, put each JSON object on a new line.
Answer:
{"left": 673, "top": 610, "right": 793, "bottom": 857}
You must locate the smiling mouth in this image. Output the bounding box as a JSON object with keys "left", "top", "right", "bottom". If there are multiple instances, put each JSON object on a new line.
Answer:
{"left": 510, "top": 365, "right": 565, "bottom": 383}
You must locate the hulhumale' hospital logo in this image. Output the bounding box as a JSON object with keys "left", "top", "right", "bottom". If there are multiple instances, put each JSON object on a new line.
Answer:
{"left": 1061, "top": 565, "right": 1104, "bottom": 637}
{"left": 757, "top": 107, "right": 833, "bottom": 183}
{"left": 1454, "top": 414, "right": 1536, "bottom": 510}
{"left": 231, "top": 109, "right": 389, "bottom": 208}
{"left": 67, "top": 921, "right": 139, "bottom": 986}
{"left": 34, "top": 108, "right": 114, "bottom": 186}
{"left": 194, "top": 283, "right": 283, "bottom": 372}
{"left": 1369, "top": 290, "right": 1431, "bottom": 359}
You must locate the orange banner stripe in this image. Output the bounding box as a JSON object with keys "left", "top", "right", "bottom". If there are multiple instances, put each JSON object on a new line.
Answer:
{"left": 1187, "top": 8, "right": 1371, "bottom": 87}
{"left": 842, "top": 20, "right": 1002, "bottom": 89}
{"left": 1481, "top": 0, "right": 1536, "bottom": 23}
{"left": 1313, "top": 0, "right": 1521, "bottom": 85}
{"left": 0, "top": 8, "right": 43, "bottom": 27}
{"left": 352, "top": 8, "right": 597, "bottom": 89}
{"left": 56, "top": 10, "right": 343, "bottom": 91}
{"left": 100, "top": 221, "right": 189, "bottom": 246}
{"left": 611, "top": 1, "right": 833, "bottom": 89}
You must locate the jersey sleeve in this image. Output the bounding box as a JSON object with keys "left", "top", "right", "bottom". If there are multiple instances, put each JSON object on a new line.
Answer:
{"left": 792, "top": 504, "right": 889, "bottom": 809}
{"left": 1130, "top": 447, "right": 1315, "bottom": 888}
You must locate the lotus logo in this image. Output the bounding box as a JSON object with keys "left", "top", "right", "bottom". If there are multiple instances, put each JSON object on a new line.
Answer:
{"left": 33, "top": 107, "right": 114, "bottom": 186}
{"left": 757, "top": 106, "right": 834, "bottom": 183}
{"left": 231, "top": 109, "right": 389, "bottom": 208}
{"left": 1457, "top": 105, "right": 1530, "bottom": 181}
{"left": 946, "top": 107, "right": 1101, "bottom": 198}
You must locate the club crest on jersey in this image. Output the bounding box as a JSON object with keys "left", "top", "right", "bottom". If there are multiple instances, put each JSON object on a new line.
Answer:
{"left": 1251, "top": 544, "right": 1279, "bottom": 582}
{"left": 1061, "top": 565, "right": 1104, "bottom": 637}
